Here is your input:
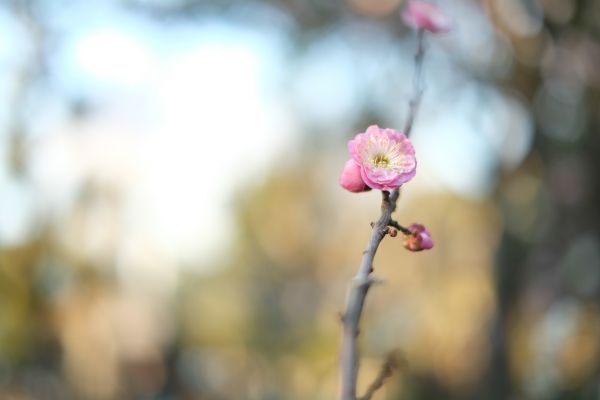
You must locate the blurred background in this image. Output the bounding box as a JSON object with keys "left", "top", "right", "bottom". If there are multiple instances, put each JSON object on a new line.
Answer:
{"left": 0, "top": 0, "right": 599, "bottom": 399}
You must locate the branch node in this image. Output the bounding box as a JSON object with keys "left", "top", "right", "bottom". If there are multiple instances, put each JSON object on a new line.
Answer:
{"left": 368, "top": 276, "right": 385, "bottom": 286}
{"left": 353, "top": 275, "right": 371, "bottom": 288}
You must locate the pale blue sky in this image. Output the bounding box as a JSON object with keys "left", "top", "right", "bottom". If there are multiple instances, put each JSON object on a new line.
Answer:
{"left": 0, "top": 0, "right": 533, "bottom": 271}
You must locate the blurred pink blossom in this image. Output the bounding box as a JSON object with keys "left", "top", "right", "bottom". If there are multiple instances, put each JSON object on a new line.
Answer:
{"left": 403, "top": 223, "right": 434, "bottom": 251}
{"left": 339, "top": 159, "right": 370, "bottom": 192}
{"left": 348, "top": 125, "right": 416, "bottom": 190}
{"left": 403, "top": 0, "right": 451, "bottom": 33}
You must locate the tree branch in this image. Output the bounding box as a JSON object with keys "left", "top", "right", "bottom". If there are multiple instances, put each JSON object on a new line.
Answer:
{"left": 339, "top": 27, "right": 428, "bottom": 400}
{"left": 340, "top": 191, "right": 398, "bottom": 400}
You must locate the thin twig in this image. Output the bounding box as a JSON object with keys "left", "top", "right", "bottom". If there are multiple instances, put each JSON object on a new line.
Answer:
{"left": 388, "top": 220, "right": 412, "bottom": 235}
{"left": 359, "top": 350, "right": 404, "bottom": 400}
{"left": 403, "top": 28, "right": 427, "bottom": 138}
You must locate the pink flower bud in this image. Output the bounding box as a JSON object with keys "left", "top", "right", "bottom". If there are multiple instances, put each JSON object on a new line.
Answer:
{"left": 339, "top": 159, "right": 370, "bottom": 193}
{"left": 403, "top": 0, "right": 452, "bottom": 33}
{"left": 403, "top": 223, "right": 434, "bottom": 251}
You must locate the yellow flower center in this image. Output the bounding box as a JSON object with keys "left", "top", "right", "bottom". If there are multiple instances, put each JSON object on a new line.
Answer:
{"left": 372, "top": 153, "right": 390, "bottom": 168}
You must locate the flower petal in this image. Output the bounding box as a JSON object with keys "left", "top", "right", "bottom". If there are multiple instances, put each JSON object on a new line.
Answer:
{"left": 346, "top": 125, "right": 417, "bottom": 190}
{"left": 340, "top": 159, "right": 370, "bottom": 193}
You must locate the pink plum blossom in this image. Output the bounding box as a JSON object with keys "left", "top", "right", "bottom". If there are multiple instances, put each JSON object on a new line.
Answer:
{"left": 403, "top": 223, "right": 434, "bottom": 251}
{"left": 339, "top": 159, "right": 370, "bottom": 193}
{"left": 403, "top": 0, "right": 452, "bottom": 33}
{"left": 348, "top": 125, "right": 416, "bottom": 190}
